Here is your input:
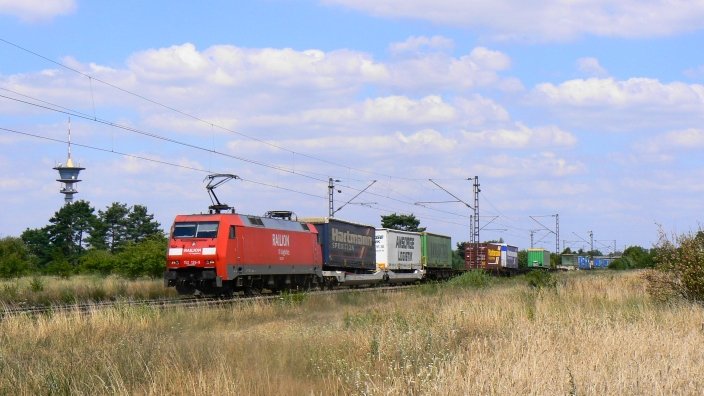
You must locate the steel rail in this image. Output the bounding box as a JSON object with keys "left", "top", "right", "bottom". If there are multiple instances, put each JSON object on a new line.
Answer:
{"left": 0, "top": 285, "right": 415, "bottom": 319}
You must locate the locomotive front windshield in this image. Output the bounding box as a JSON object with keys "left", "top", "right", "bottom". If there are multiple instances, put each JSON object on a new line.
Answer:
{"left": 172, "top": 222, "right": 219, "bottom": 238}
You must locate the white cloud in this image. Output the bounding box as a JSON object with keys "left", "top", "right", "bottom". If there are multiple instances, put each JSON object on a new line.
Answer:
{"left": 389, "top": 35, "right": 454, "bottom": 55}
{"left": 128, "top": 43, "right": 389, "bottom": 89}
{"left": 227, "top": 128, "right": 457, "bottom": 156}
{"left": 386, "top": 46, "right": 511, "bottom": 91}
{"left": 361, "top": 95, "right": 455, "bottom": 124}
{"left": 0, "top": 0, "right": 75, "bottom": 22}
{"left": 462, "top": 123, "right": 577, "bottom": 148}
{"left": 323, "top": 0, "right": 704, "bottom": 41}
{"left": 530, "top": 78, "right": 704, "bottom": 130}
{"left": 474, "top": 151, "right": 586, "bottom": 178}
{"left": 577, "top": 57, "right": 608, "bottom": 77}
{"left": 533, "top": 78, "right": 704, "bottom": 107}
{"left": 1, "top": 42, "right": 514, "bottom": 123}
{"left": 636, "top": 128, "right": 704, "bottom": 154}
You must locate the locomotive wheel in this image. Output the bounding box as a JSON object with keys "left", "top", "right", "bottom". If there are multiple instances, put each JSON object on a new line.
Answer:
{"left": 175, "top": 284, "right": 195, "bottom": 295}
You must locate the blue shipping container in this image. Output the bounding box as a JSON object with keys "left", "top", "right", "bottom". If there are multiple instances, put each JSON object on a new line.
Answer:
{"left": 593, "top": 257, "right": 610, "bottom": 268}
{"left": 300, "top": 217, "right": 376, "bottom": 271}
{"left": 578, "top": 256, "right": 591, "bottom": 270}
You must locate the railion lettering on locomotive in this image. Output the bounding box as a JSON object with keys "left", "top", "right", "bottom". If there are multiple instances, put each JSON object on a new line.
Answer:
{"left": 272, "top": 233, "right": 290, "bottom": 247}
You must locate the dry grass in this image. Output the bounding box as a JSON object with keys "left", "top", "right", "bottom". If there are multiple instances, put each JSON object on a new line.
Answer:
{"left": 1, "top": 271, "right": 702, "bottom": 395}
{"left": 0, "top": 275, "right": 175, "bottom": 306}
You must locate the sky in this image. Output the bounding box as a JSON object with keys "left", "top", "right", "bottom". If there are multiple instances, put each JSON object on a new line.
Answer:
{"left": 2, "top": 0, "right": 704, "bottom": 253}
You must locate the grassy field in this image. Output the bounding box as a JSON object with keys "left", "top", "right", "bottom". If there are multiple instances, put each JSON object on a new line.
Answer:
{"left": 1, "top": 270, "right": 702, "bottom": 394}
{"left": 0, "top": 275, "right": 174, "bottom": 306}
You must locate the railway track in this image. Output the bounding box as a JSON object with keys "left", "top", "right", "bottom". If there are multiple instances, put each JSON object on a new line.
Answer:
{"left": 0, "top": 284, "right": 415, "bottom": 319}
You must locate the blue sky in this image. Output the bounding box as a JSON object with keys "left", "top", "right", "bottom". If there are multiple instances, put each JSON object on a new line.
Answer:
{"left": 2, "top": 0, "right": 704, "bottom": 253}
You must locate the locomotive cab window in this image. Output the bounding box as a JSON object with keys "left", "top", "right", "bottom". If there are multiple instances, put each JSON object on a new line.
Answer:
{"left": 229, "top": 225, "right": 236, "bottom": 239}
{"left": 172, "top": 222, "right": 220, "bottom": 238}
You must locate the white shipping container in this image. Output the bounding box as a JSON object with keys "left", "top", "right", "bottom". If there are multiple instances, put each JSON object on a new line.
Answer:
{"left": 375, "top": 229, "right": 422, "bottom": 271}
{"left": 501, "top": 244, "right": 519, "bottom": 269}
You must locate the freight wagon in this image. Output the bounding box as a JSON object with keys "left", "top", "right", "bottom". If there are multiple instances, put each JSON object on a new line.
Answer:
{"left": 300, "top": 217, "right": 383, "bottom": 286}
{"left": 465, "top": 243, "right": 500, "bottom": 271}
{"left": 593, "top": 257, "right": 612, "bottom": 269}
{"left": 374, "top": 228, "right": 425, "bottom": 283}
{"left": 300, "top": 218, "right": 424, "bottom": 285}
{"left": 420, "top": 232, "right": 453, "bottom": 279}
{"left": 466, "top": 243, "right": 519, "bottom": 273}
{"left": 578, "top": 256, "right": 591, "bottom": 270}
{"left": 500, "top": 244, "right": 519, "bottom": 271}
{"left": 559, "top": 254, "right": 578, "bottom": 270}
{"left": 527, "top": 248, "right": 551, "bottom": 269}
{"left": 164, "top": 213, "right": 323, "bottom": 295}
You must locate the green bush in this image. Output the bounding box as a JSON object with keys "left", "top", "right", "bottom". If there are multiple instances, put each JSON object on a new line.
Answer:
{"left": 45, "top": 255, "right": 74, "bottom": 278}
{"left": 524, "top": 270, "right": 556, "bottom": 289}
{"left": 448, "top": 270, "right": 494, "bottom": 288}
{"left": 647, "top": 230, "right": 704, "bottom": 303}
{"left": 29, "top": 276, "right": 45, "bottom": 292}
{"left": 79, "top": 249, "right": 116, "bottom": 275}
{"left": 0, "top": 237, "right": 32, "bottom": 278}
{"left": 115, "top": 236, "right": 167, "bottom": 279}
{"left": 608, "top": 258, "right": 629, "bottom": 270}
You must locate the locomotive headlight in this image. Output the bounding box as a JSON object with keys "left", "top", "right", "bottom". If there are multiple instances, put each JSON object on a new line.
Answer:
{"left": 205, "top": 260, "right": 215, "bottom": 265}
{"left": 170, "top": 260, "right": 180, "bottom": 266}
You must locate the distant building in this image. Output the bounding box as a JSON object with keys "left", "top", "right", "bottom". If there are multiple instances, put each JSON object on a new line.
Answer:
{"left": 53, "top": 120, "right": 85, "bottom": 204}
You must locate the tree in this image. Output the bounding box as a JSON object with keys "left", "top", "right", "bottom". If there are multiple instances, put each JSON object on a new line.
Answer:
{"left": 46, "top": 201, "right": 97, "bottom": 262}
{"left": 115, "top": 236, "right": 168, "bottom": 278}
{"left": 455, "top": 242, "right": 468, "bottom": 259}
{"left": 0, "top": 237, "right": 32, "bottom": 278}
{"left": 645, "top": 229, "right": 704, "bottom": 303}
{"left": 89, "top": 202, "right": 130, "bottom": 252}
{"left": 126, "top": 204, "right": 163, "bottom": 242}
{"left": 21, "top": 227, "right": 53, "bottom": 268}
{"left": 88, "top": 203, "right": 163, "bottom": 252}
{"left": 517, "top": 250, "right": 528, "bottom": 269}
{"left": 380, "top": 213, "right": 426, "bottom": 232}
{"left": 609, "top": 245, "right": 655, "bottom": 270}
{"left": 79, "top": 249, "right": 117, "bottom": 275}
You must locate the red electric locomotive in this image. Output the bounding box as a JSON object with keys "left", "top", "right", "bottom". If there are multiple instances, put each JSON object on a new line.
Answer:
{"left": 164, "top": 175, "right": 322, "bottom": 295}
{"left": 164, "top": 211, "right": 322, "bottom": 295}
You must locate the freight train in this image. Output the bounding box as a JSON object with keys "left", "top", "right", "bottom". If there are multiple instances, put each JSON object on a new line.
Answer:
{"left": 163, "top": 174, "right": 605, "bottom": 296}
{"left": 163, "top": 210, "right": 459, "bottom": 295}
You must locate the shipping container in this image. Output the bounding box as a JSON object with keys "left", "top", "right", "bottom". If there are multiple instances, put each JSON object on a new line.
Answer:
{"left": 420, "top": 232, "right": 452, "bottom": 269}
{"left": 502, "top": 244, "right": 519, "bottom": 270}
{"left": 375, "top": 229, "right": 422, "bottom": 271}
{"left": 465, "top": 243, "right": 501, "bottom": 271}
{"left": 578, "top": 255, "right": 591, "bottom": 270}
{"left": 527, "top": 248, "right": 551, "bottom": 269}
{"left": 421, "top": 232, "right": 453, "bottom": 278}
{"left": 593, "top": 257, "right": 611, "bottom": 269}
{"left": 299, "top": 217, "right": 376, "bottom": 272}
{"left": 560, "top": 254, "right": 578, "bottom": 269}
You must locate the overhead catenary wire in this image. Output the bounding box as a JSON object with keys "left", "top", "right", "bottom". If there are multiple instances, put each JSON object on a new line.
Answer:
{"left": 0, "top": 125, "right": 327, "bottom": 200}
{"left": 0, "top": 87, "right": 474, "bottom": 222}
{"left": 0, "top": 37, "right": 491, "bottom": 235}
{"left": 1, "top": 125, "right": 479, "bottom": 230}
{"left": 0, "top": 92, "right": 331, "bottom": 183}
{"left": 0, "top": 37, "right": 473, "bottom": 183}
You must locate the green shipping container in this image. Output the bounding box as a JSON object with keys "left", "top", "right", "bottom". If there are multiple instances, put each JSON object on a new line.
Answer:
{"left": 527, "top": 248, "right": 551, "bottom": 268}
{"left": 560, "top": 254, "right": 578, "bottom": 268}
{"left": 420, "top": 233, "right": 452, "bottom": 269}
